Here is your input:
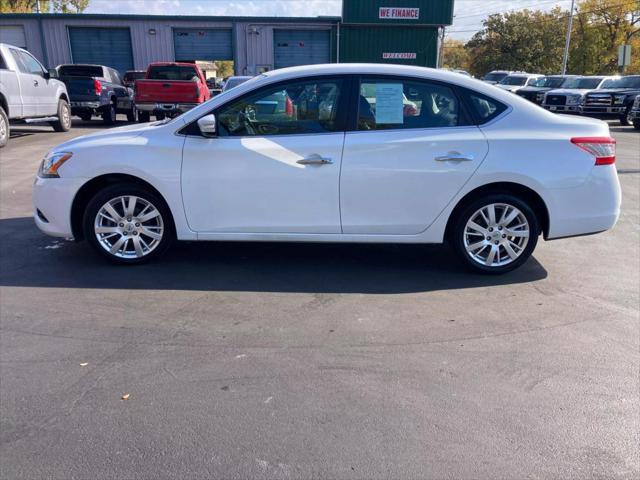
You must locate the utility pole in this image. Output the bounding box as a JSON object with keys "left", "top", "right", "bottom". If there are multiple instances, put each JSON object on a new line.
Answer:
{"left": 561, "top": 0, "right": 576, "bottom": 75}
{"left": 438, "top": 26, "right": 446, "bottom": 68}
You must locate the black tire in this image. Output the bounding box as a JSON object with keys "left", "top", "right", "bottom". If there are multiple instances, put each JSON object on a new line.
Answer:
{"left": 82, "top": 183, "right": 174, "bottom": 265}
{"left": 126, "top": 108, "right": 138, "bottom": 123}
{"left": 0, "top": 106, "right": 8, "bottom": 148}
{"left": 633, "top": 120, "right": 640, "bottom": 131}
{"left": 102, "top": 101, "right": 116, "bottom": 126}
{"left": 138, "top": 111, "right": 150, "bottom": 123}
{"left": 451, "top": 193, "right": 540, "bottom": 274}
{"left": 79, "top": 113, "right": 92, "bottom": 122}
{"left": 155, "top": 112, "right": 166, "bottom": 121}
{"left": 620, "top": 106, "right": 632, "bottom": 126}
{"left": 50, "top": 99, "right": 72, "bottom": 132}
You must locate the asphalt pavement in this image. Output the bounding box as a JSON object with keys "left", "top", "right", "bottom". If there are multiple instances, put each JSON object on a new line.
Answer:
{"left": 0, "top": 117, "right": 638, "bottom": 479}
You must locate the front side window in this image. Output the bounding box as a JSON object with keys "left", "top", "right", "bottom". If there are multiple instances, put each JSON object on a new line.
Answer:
{"left": 16, "top": 50, "right": 44, "bottom": 76}
{"left": 217, "top": 77, "right": 343, "bottom": 136}
{"left": 357, "top": 78, "right": 462, "bottom": 130}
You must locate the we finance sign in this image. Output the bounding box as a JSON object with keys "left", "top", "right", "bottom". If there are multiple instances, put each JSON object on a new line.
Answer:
{"left": 379, "top": 7, "right": 420, "bottom": 20}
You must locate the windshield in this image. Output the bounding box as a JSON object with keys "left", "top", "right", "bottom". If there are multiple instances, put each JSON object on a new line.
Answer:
{"left": 601, "top": 76, "right": 640, "bottom": 89}
{"left": 562, "top": 77, "right": 604, "bottom": 89}
{"left": 533, "top": 77, "right": 566, "bottom": 88}
{"left": 58, "top": 65, "right": 103, "bottom": 77}
{"left": 483, "top": 72, "right": 508, "bottom": 82}
{"left": 148, "top": 65, "right": 199, "bottom": 81}
{"left": 499, "top": 76, "right": 528, "bottom": 86}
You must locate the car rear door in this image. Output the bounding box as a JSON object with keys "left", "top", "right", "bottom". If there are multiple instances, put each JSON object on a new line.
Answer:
{"left": 181, "top": 75, "right": 349, "bottom": 234}
{"left": 340, "top": 75, "right": 489, "bottom": 235}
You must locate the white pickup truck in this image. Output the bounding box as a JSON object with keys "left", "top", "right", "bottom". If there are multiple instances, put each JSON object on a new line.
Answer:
{"left": 0, "top": 43, "right": 71, "bottom": 148}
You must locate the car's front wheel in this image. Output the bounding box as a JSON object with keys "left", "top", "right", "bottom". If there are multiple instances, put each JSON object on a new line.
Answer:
{"left": 83, "top": 184, "right": 174, "bottom": 264}
{"left": 0, "top": 106, "right": 9, "bottom": 148}
{"left": 50, "top": 99, "right": 72, "bottom": 132}
{"left": 620, "top": 106, "right": 632, "bottom": 126}
{"left": 452, "top": 194, "right": 539, "bottom": 274}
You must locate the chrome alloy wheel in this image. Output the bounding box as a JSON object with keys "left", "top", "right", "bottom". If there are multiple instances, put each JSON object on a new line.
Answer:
{"left": 94, "top": 195, "right": 164, "bottom": 259}
{"left": 463, "top": 203, "right": 530, "bottom": 267}
{"left": 61, "top": 102, "right": 71, "bottom": 129}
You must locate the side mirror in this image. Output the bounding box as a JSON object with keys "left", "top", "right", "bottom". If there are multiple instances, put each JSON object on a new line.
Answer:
{"left": 47, "top": 68, "right": 58, "bottom": 79}
{"left": 197, "top": 114, "right": 217, "bottom": 137}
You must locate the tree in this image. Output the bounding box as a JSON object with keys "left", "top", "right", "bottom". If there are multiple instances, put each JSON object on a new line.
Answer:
{"left": 0, "top": 0, "right": 88, "bottom": 13}
{"left": 465, "top": 7, "right": 567, "bottom": 77}
{"left": 441, "top": 39, "right": 470, "bottom": 71}
{"left": 569, "top": 0, "right": 640, "bottom": 74}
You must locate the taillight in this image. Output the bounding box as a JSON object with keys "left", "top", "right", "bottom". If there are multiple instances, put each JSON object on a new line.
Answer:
{"left": 571, "top": 137, "right": 616, "bottom": 165}
{"left": 93, "top": 79, "right": 102, "bottom": 96}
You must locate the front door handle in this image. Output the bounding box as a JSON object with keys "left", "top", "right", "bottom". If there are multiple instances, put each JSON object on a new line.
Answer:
{"left": 435, "top": 151, "right": 474, "bottom": 162}
{"left": 33, "top": 80, "right": 39, "bottom": 87}
{"left": 297, "top": 155, "right": 333, "bottom": 165}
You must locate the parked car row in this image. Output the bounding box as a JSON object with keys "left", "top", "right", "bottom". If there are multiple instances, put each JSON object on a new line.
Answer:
{"left": 482, "top": 69, "right": 640, "bottom": 129}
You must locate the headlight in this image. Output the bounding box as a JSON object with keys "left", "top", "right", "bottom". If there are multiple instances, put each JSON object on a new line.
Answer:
{"left": 613, "top": 94, "right": 626, "bottom": 105}
{"left": 566, "top": 94, "right": 582, "bottom": 105}
{"left": 39, "top": 151, "right": 73, "bottom": 178}
{"left": 536, "top": 93, "right": 545, "bottom": 102}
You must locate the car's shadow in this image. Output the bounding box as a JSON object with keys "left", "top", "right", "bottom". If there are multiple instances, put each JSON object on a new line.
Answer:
{"left": 0, "top": 217, "right": 547, "bottom": 294}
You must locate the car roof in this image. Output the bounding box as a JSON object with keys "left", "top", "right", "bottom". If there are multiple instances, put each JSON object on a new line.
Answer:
{"left": 228, "top": 76, "right": 253, "bottom": 80}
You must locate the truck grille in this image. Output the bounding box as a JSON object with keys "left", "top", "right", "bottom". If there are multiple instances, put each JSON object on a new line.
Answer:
{"left": 545, "top": 95, "right": 566, "bottom": 106}
{"left": 517, "top": 91, "right": 537, "bottom": 102}
{"left": 585, "top": 94, "right": 612, "bottom": 106}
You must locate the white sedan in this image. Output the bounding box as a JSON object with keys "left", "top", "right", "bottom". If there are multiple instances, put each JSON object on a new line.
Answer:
{"left": 33, "top": 64, "right": 620, "bottom": 273}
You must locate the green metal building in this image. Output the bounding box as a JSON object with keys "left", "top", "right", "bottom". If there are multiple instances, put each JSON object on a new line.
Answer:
{"left": 339, "top": 0, "right": 454, "bottom": 67}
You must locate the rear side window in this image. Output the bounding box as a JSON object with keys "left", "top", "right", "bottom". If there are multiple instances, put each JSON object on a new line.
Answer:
{"left": 58, "top": 65, "right": 104, "bottom": 77}
{"left": 148, "top": 65, "right": 199, "bottom": 81}
{"left": 462, "top": 90, "right": 508, "bottom": 124}
{"left": 357, "top": 77, "right": 468, "bottom": 130}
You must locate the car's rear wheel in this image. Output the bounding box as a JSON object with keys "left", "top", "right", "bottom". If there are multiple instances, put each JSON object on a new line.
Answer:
{"left": 452, "top": 194, "right": 539, "bottom": 274}
{"left": 126, "top": 107, "right": 137, "bottom": 123}
{"left": 83, "top": 184, "right": 174, "bottom": 264}
{"left": 102, "top": 101, "right": 116, "bottom": 126}
{"left": 155, "top": 112, "right": 166, "bottom": 121}
{"left": 50, "top": 99, "right": 71, "bottom": 132}
{"left": 0, "top": 106, "right": 8, "bottom": 148}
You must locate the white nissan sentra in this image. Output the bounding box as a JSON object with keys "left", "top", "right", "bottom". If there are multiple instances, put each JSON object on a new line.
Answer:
{"left": 33, "top": 64, "right": 621, "bottom": 274}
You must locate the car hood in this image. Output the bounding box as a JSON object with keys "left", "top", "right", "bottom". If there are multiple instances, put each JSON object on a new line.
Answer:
{"left": 545, "top": 88, "right": 590, "bottom": 96}
{"left": 496, "top": 84, "right": 522, "bottom": 92}
{"left": 585, "top": 88, "right": 640, "bottom": 95}
{"left": 49, "top": 120, "right": 175, "bottom": 151}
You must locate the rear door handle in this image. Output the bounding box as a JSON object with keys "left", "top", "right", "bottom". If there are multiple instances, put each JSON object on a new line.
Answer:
{"left": 297, "top": 155, "right": 333, "bottom": 165}
{"left": 435, "top": 151, "right": 474, "bottom": 162}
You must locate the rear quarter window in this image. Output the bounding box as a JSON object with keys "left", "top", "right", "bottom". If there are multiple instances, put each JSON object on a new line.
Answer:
{"left": 461, "top": 89, "right": 508, "bottom": 124}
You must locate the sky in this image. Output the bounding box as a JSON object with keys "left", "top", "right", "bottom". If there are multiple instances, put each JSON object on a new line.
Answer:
{"left": 84, "top": 0, "right": 574, "bottom": 41}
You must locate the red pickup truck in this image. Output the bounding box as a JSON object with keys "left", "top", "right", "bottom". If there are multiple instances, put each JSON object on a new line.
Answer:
{"left": 134, "top": 62, "right": 211, "bottom": 121}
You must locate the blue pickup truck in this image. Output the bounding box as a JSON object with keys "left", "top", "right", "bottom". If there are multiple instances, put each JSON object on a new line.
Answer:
{"left": 56, "top": 64, "right": 136, "bottom": 125}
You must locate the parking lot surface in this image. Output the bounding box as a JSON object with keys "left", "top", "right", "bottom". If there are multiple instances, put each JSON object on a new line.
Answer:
{"left": 1, "top": 119, "right": 639, "bottom": 479}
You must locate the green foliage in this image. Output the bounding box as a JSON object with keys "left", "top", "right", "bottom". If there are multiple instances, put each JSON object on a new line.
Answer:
{"left": 214, "top": 61, "right": 234, "bottom": 79}
{"left": 441, "top": 39, "right": 470, "bottom": 71}
{"left": 463, "top": 0, "right": 640, "bottom": 76}
{"left": 0, "top": 0, "right": 88, "bottom": 13}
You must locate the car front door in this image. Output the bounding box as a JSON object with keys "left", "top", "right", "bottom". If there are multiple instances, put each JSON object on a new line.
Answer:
{"left": 181, "top": 76, "right": 348, "bottom": 234}
{"left": 340, "top": 76, "right": 489, "bottom": 235}
{"left": 9, "top": 49, "right": 39, "bottom": 117}
{"left": 15, "top": 50, "right": 57, "bottom": 116}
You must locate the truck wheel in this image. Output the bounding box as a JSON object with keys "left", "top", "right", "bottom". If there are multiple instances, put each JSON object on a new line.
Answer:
{"left": 633, "top": 120, "right": 640, "bottom": 131}
{"left": 138, "top": 111, "right": 150, "bottom": 123}
{"left": 0, "top": 106, "right": 9, "bottom": 148}
{"left": 50, "top": 99, "right": 72, "bottom": 132}
{"left": 620, "top": 106, "right": 632, "bottom": 126}
{"left": 126, "top": 108, "right": 138, "bottom": 123}
{"left": 103, "top": 101, "right": 116, "bottom": 126}
{"left": 155, "top": 112, "right": 166, "bottom": 121}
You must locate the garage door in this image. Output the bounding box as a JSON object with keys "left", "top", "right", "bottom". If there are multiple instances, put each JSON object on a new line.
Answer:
{"left": 173, "top": 29, "right": 233, "bottom": 61}
{"left": 69, "top": 27, "right": 133, "bottom": 73}
{"left": 274, "top": 29, "right": 330, "bottom": 69}
{"left": 0, "top": 25, "right": 27, "bottom": 49}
